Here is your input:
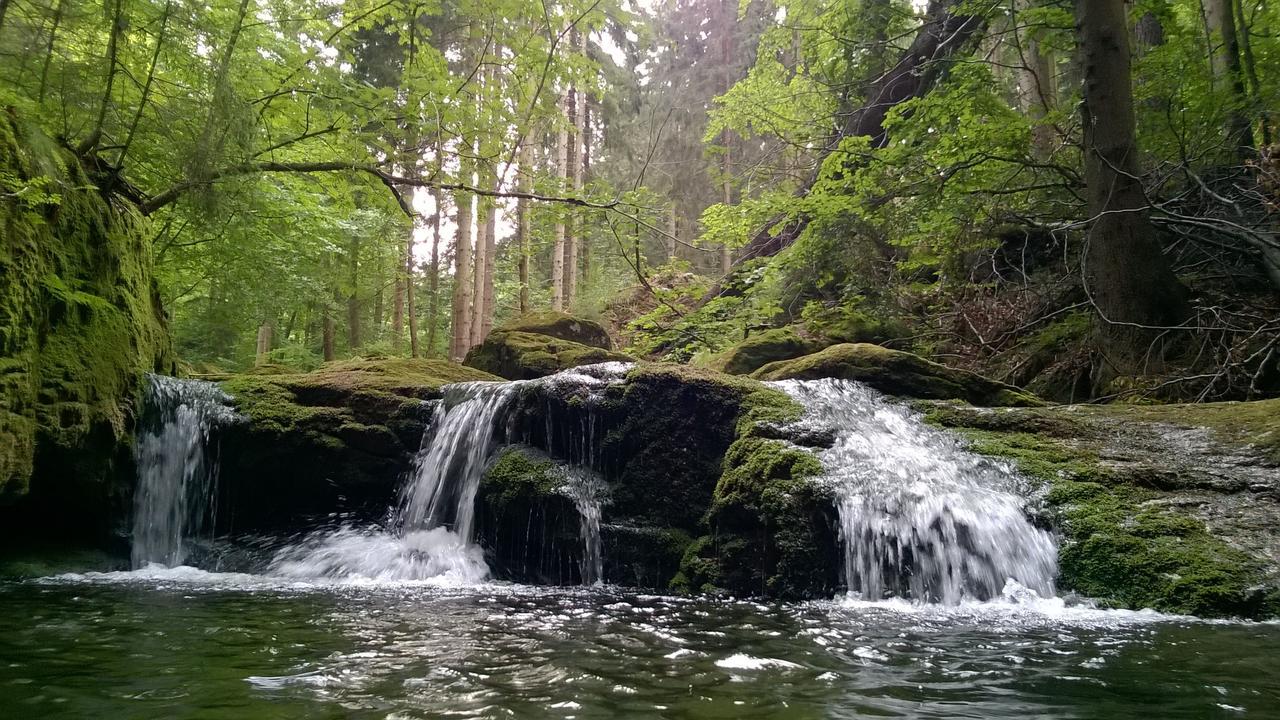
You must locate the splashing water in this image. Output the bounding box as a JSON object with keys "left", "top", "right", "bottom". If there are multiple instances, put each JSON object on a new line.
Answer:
{"left": 559, "top": 467, "right": 607, "bottom": 585}
{"left": 266, "top": 364, "right": 633, "bottom": 585}
{"left": 773, "top": 379, "right": 1057, "bottom": 604}
{"left": 131, "top": 375, "right": 239, "bottom": 568}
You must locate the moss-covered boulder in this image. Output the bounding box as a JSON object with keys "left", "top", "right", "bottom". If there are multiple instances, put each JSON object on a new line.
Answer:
{"left": 216, "top": 358, "right": 499, "bottom": 531}
{"left": 703, "top": 326, "right": 824, "bottom": 376}
{"left": 925, "top": 399, "right": 1280, "bottom": 618}
{"left": 498, "top": 311, "right": 614, "bottom": 349}
{"left": 464, "top": 330, "right": 633, "bottom": 380}
{"left": 474, "top": 447, "right": 584, "bottom": 584}
{"left": 753, "top": 343, "right": 1041, "bottom": 407}
{"left": 0, "top": 113, "right": 173, "bottom": 543}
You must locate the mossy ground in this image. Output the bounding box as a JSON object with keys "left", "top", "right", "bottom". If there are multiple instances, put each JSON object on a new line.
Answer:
{"left": 0, "top": 112, "right": 172, "bottom": 542}
{"left": 925, "top": 402, "right": 1280, "bottom": 618}
{"left": 753, "top": 343, "right": 1041, "bottom": 407}
{"left": 701, "top": 326, "right": 822, "bottom": 376}
{"left": 496, "top": 312, "right": 614, "bottom": 349}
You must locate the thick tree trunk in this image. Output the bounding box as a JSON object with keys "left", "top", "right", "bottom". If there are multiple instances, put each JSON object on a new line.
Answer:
{"left": 1204, "top": 0, "right": 1254, "bottom": 158}
{"left": 694, "top": 0, "right": 983, "bottom": 307}
{"left": 1077, "top": 0, "right": 1188, "bottom": 340}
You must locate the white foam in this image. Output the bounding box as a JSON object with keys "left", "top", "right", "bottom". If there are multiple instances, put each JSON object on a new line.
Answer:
{"left": 714, "top": 653, "right": 803, "bottom": 671}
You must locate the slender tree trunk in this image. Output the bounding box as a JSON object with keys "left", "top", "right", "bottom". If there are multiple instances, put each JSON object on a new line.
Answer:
{"left": 1077, "top": 0, "right": 1188, "bottom": 342}
{"left": 480, "top": 166, "right": 497, "bottom": 342}
{"left": 427, "top": 183, "right": 443, "bottom": 356}
{"left": 721, "top": 142, "right": 733, "bottom": 274}
{"left": 551, "top": 98, "right": 568, "bottom": 312}
{"left": 450, "top": 131, "right": 475, "bottom": 360}
{"left": 407, "top": 231, "right": 420, "bottom": 358}
{"left": 1233, "top": 0, "right": 1270, "bottom": 144}
{"left": 517, "top": 141, "right": 532, "bottom": 314}
{"left": 392, "top": 239, "right": 406, "bottom": 351}
{"left": 37, "top": 0, "right": 65, "bottom": 104}
{"left": 347, "top": 236, "right": 361, "bottom": 350}
{"left": 581, "top": 94, "right": 592, "bottom": 287}
{"left": 1204, "top": 0, "right": 1254, "bottom": 158}
{"left": 564, "top": 39, "right": 581, "bottom": 310}
{"left": 372, "top": 243, "right": 385, "bottom": 343}
{"left": 322, "top": 255, "right": 337, "bottom": 361}
{"left": 80, "top": 0, "right": 126, "bottom": 155}
{"left": 667, "top": 206, "right": 678, "bottom": 260}
{"left": 470, "top": 193, "right": 488, "bottom": 348}
{"left": 0, "top": 0, "right": 10, "bottom": 35}
{"left": 1014, "top": 0, "right": 1057, "bottom": 158}
{"left": 254, "top": 322, "right": 274, "bottom": 366}
{"left": 117, "top": 0, "right": 173, "bottom": 171}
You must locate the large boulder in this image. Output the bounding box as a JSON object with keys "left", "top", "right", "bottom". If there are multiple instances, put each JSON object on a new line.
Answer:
{"left": 464, "top": 330, "right": 633, "bottom": 380}
{"left": 0, "top": 114, "right": 173, "bottom": 545}
{"left": 216, "top": 358, "right": 499, "bottom": 531}
{"left": 498, "top": 311, "right": 614, "bottom": 349}
{"left": 752, "top": 343, "right": 1041, "bottom": 407}
{"left": 703, "top": 326, "right": 824, "bottom": 376}
{"left": 926, "top": 399, "right": 1280, "bottom": 618}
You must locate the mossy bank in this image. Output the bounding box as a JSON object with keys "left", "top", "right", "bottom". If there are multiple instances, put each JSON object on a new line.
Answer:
{"left": 0, "top": 112, "right": 173, "bottom": 543}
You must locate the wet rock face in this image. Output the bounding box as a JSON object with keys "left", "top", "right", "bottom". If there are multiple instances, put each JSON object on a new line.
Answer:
{"left": 752, "top": 343, "right": 1041, "bottom": 407}
{"left": 215, "top": 359, "right": 499, "bottom": 533}
{"left": 925, "top": 400, "right": 1280, "bottom": 619}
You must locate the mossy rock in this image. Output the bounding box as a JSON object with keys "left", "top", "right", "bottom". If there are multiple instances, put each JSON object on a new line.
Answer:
{"left": 498, "top": 312, "right": 614, "bottom": 349}
{"left": 0, "top": 112, "right": 173, "bottom": 545}
{"left": 464, "top": 330, "right": 633, "bottom": 380}
{"left": 703, "top": 326, "right": 824, "bottom": 376}
{"left": 926, "top": 401, "right": 1280, "bottom": 618}
{"left": 752, "top": 343, "right": 1041, "bottom": 407}
{"left": 213, "top": 358, "right": 498, "bottom": 533}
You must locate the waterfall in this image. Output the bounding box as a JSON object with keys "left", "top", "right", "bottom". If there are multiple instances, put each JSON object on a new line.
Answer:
{"left": 559, "top": 467, "right": 606, "bottom": 585}
{"left": 269, "top": 363, "right": 631, "bottom": 585}
{"left": 773, "top": 379, "right": 1057, "bottom": 604}
{"left": 131, "top": 375, "right": 238, "bottom": 568}
{"left": 399, "top": 381, "right": 526, "bottom": 539}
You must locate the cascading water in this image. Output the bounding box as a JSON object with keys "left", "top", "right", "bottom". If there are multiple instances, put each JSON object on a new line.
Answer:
{"left": 131, "top": 375, "right": 239, "bottom": 568}
{"left": 774, "top": 378, "right": 1057, "bottom": 604}
{"left": 270, "top": 363, "right": 631, "bottom": 585}
{"left": 559, "top": 467, "right": 607, "bottom": 586}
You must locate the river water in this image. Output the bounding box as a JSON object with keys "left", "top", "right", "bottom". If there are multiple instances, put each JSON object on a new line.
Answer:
{"left": 1, "top": 571, "right": 1277, "bottom": 719}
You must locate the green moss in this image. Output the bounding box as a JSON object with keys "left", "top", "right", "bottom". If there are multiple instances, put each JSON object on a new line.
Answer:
{"left": 929, "top": 406, "right": 1275, "bottom": 618}
{"left": 464, "top": 330, "right": 633, "bottom": 380}
{"left": 752, "top": 343, "right": 1041, "bottom": 407}
{"left": 702, "top": 326, "right": 822, "bottom": 376}
{"left": 0, "top": 112, "right": 172, "bottom": 506}
{"left": 499, "top": 312, "right": 613, "bottom": 349}
{"left": 481, "top": 448, "right": 563, "bottom": 511}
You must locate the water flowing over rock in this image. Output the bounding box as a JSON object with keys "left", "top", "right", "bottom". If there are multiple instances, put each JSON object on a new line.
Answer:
{"left": 773, "top": 378, "right": 1057, "bottom": 603}
{"left": 131, "top": 376, "right": 239, "bottom": 568}
{"left": 559, "top": 467, "right": 607, "bottom": 585}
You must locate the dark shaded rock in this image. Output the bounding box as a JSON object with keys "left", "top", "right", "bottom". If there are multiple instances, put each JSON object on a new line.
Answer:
{"left": 498, "top": 311, "right": 614, "bottom": 349}
{"left": 474, "top": 447, "right": 583, "bottom": 585}
{"left": 753, "top": 343, "right": 1041, "bottom": 407}
{"left": 464, "top": 330, "right": 633, "bottom": 380}
{"left": 216, "top": 359, "right": 499, "bottom": 532}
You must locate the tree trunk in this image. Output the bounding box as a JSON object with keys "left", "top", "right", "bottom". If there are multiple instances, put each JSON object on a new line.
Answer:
{"left": 517, "top": 141, "right": 532, "bottom": 314}
{"left": 347, "top": 236, "right": 361, "bottom": 350}
{"left": 1077, "top": 0, "right": 1188, "bottom": 342}
{"left": 407, "top": 232, "right": 420, "bottom": 358}
{"left": 427, "top": 182, "right": 443, "bottom": 356}
{"left": 698, "top": 0, "right": 985, "bottom": 298}
{"left": 254, "top": 321, "right": 274, "bottom": 366}
{"left": 581, "top": 94, "right": 592, "bottom": 286}
{"left": 1204, "top": 0, "right": 1254, "bottom": 158}
{"left": 552, "top": 99, "right": 568, "bottom": 312}
{"left": 1014, "top": 0, "right": 1057, "bottom": 158}
{"left": 450, "top": 173, "right": 474, "bottom": 360}
{"left": 564, "top": 38, "right": 582, "bottom": 311}
{"left": 37, "top": 0, "right": 65, "bottom": 104}
{"left": 1232, "top": 0, "right": 1270, "bottom": 145}
{"left": 322, "top": 252, "right": 336, "bottom": 361}
{"left": 470, "top": 193, "right": 488, "bottom": 348}
{"left": 392, "top": 238, "right": 406, "bottom": 351}
{"left": 480, "top": 172, "right": 497, "bottom": 342}
{"left": 667, "top": 206, "right": 678, "bottom": 260}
